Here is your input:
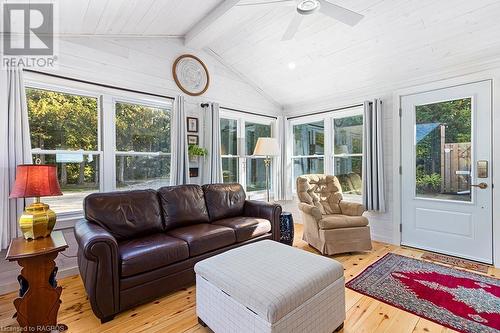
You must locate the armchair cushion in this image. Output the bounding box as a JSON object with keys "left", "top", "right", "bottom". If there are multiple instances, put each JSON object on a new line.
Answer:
{"left": 319, "top": 215, "right": 369, "bottom": 230}
{"left": 298, "top": 202, "right": 322, "bottom": 221}
{"left": 339, "top": 201, "right": 365, "bottom": 216}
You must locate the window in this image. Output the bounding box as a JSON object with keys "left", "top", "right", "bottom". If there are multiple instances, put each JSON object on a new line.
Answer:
{"left": 27, "top": 87, "right": 100, "bottom": 214}
{"left": 220, "top": 110, "right": 276, "bottom": 198}
{"left": 221, "top": 118, "right": 238, "bottom": 183}
{"left": 333, "top": 114, "right": 363, "bottom": 201}
{"left": 25, "top": 79, "right": 173, "bottom": 217}
{"left": 290, "top": 108, "right": 363, "bottom": 201}
{"left": 292, "top": 121, "right": 325, "bottom": 180}
{"left": 245, "top": 122, "right": 271, "bottom": 192}
{"left": 115, "top": 101, "right": 171, "bottom": 190}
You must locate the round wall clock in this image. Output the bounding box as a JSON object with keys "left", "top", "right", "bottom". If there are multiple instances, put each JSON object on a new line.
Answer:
{"left": 172, "top": 54, "right": 210, "bottom": 96}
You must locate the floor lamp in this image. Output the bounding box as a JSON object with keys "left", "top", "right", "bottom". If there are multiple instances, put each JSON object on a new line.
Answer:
{"left": 253, "top": 137, "right": 280, "bottom": 202}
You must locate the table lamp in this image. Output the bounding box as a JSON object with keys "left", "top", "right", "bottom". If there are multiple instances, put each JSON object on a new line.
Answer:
{"left": 253, "top": 138, "right": 280, "bottom": 202}
{"left": 9, "top": 164, "right": 63, "bottom": 240}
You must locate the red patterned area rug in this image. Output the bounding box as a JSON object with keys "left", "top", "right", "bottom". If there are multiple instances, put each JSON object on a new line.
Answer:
{"left": 346, "top": 253, "right": 500, "bottom": 333}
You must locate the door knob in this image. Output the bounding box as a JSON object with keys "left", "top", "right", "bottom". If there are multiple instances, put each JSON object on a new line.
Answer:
{"left": 470, "top": 182, "right": 488, "bottom": 189}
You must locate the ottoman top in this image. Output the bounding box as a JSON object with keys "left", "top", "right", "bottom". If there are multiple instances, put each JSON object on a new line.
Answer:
{"left": 194, "top": 240, "right": 344, "bottom": 324}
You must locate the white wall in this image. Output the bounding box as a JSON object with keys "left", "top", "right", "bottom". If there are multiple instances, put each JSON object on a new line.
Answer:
{"left": 284, "top": 60, "right": 500, "bottom": 266}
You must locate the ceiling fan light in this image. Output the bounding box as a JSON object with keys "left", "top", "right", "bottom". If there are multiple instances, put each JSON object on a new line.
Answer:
{"left": 297, "top": 0, "right": 320, "bottom": 15}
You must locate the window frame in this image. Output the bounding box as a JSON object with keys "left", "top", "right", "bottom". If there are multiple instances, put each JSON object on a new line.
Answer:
{"left": 220, "top": 109, "right": 277, "bottom": 199}
{"left": 113, "top": 97, "right": 173, "bottom": 190}
{"left": 288, "top": 107, "right": 364, "bottom": 195}
{"left": 24, "top": 73, "right": 174, "bottom": 225}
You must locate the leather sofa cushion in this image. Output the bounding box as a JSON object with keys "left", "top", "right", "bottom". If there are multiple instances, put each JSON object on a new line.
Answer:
{"left": 158, "top": 185, "right": 209, "bottom": 230}
{"left": 213, "top": 217, "right": 271, "bottom": 242}
{"left": 202, "top": 183, "right": 246, "bottom": 221}
{"left": 319, "top": 215, "right": 369, "bottom": 230}
{"left": 119, "top": 234, "right": 189, "bottom": 277}
{"left": 167, "top": 224, "right": 236, "bottom": 257}
{"left": 84, "top": 189, "right": 163, "bottom": 241}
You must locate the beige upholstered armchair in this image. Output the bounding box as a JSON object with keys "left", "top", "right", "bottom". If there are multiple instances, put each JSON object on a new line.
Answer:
{"left": 296, "top": 174, "right": 372, "bottom": 255}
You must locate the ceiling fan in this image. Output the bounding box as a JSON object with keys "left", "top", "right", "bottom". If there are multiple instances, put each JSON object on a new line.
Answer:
{"left": 278, "top": 0, "right": 364, "bottom": 40}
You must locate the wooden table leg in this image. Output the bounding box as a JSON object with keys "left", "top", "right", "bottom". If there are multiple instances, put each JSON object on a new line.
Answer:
{"left": 14, "top": 252, "right": 65, "bottom": 332}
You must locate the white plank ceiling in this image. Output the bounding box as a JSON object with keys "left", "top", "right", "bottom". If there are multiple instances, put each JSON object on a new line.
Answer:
{"left": 10, "top": 0, "right": 500, "bottom": 107}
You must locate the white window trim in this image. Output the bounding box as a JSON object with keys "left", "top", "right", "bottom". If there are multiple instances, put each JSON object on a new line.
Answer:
{"left": 220, "top": 109, "right": 277, "bottom": 200}
{"left": 24, "top": 73, "right": 173, "bottom": 227}
{"left": 288, "top": 106, "right": 364, "bottom": 194}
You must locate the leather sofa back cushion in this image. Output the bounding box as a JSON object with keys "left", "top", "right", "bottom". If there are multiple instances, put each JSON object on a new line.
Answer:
{"left": 84, "top": 190, "right": 163, "bottom": 241}
{"left": 202, "top": 183, "right": 246, "bottom": 221}
{"left": 158, "top": 185, "right": 209, "bottom": 229}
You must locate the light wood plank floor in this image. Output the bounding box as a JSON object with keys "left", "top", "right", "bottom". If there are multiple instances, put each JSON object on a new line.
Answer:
{"left": 0, "top": 224, "right": 498, "bottom": 333}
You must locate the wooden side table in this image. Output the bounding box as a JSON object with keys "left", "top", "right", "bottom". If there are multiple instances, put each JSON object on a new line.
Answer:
{"left": 5, "top": 231, "right": 68, "bottom": 332}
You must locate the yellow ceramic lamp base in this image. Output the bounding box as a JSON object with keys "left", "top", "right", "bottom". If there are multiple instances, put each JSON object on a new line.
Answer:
{"left": 19, "top": 198, "right": 57, "bottom": 240}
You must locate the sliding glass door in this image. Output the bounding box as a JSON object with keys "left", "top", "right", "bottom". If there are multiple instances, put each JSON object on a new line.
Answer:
{"left": 220, "top": 110, "right": 275, "bottom": 198}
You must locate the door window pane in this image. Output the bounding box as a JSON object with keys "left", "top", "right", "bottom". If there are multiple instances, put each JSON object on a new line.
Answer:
{"left": 415, "top": 98, "right": 472, "bottom": 201}
{"left": 222, "top": 157, "right": 238, "bottom": 183}
{"left": 293, "top": 121, "right": 324, "bottom": 156}
{"left": 293, "top": 157, "right": 324, "bottom": 178}
{"left": 116, "top": 155, "right": 170, "bottom": 190}
{"left": 245, "top": 122, "right": 271, "bottom": 155}
{"left": 27, "top": 88, "right": 98, "bottom": 151}
{"left": 334, "top": 115, "right": 363, "bottom": 154}
{"left": 115, "top": 102, "right": 171, "bottom": 153}
{"left": 31, "top": 153, "right": 100, "bottom": 213}
{"left": 246, "top": 158, "right": 268, "bottom": 192}
{"left": 221, "top": 119, "right": 238, "bottom": 155}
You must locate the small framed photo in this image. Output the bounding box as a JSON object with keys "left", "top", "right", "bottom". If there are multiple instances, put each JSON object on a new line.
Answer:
{"left": 189, "top": 167, "right": 199, "bottom": 178}
{"left": 187, "top": 135, "right": 199, "bottom": 145}
{"left": 187, "top": 117, "right": 198, "bottom": 132}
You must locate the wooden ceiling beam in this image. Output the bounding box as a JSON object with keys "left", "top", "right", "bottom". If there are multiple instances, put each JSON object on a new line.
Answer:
{"left": 184, "top": 0, "right": 241, "bottom": 49}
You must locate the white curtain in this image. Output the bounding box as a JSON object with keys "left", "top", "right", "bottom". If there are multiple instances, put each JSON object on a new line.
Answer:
{"left": 362, "top": 99, "right": 386, "bottom": 212}
{"left": 170, "top": 96, "right": 191, "bottom": 185}
{"left": 202, "top": 102, "right": 223, "bottom": 184}
{"left": 274, "top": 115, "right": 290, "bottom": 200}
{"left": 0, "top": 68, "right": 32, "bottom": 249}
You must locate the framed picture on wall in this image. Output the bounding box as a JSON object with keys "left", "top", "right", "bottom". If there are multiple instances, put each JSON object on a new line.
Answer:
{"left": 187, "top": 117, "right": 198, "bottom": 132}
{"left": 189, "top": 168, "right": 199, "bottom": 178}
{"left": 187, "top": 135, "right": 199, "bottom": 145}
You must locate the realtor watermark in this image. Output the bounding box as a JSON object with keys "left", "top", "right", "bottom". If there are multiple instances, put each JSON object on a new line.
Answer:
{"left": 1, "top": 1, "right": 58, "bottom": 69}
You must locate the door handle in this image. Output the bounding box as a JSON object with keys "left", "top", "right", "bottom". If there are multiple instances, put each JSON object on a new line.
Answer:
{"left": 470, "top": 182, "right": 488, "bottom": 189}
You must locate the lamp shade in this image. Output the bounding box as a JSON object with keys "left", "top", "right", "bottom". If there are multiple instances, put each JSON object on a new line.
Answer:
{"left": 9, "top": 164, "right": 63, "bottom": 198}
{"left": 253, "top": 137, "right": 280, "bottom": 156}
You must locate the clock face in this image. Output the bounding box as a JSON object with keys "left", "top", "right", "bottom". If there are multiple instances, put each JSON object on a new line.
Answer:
{"left": 173, "top": 55, "right": 210, "bottom": 96}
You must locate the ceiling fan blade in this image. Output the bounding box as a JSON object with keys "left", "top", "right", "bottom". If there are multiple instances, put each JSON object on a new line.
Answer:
{"left": 319, "top": 0, "right": 364, "bottom": 26}
{"left": 281, "top": 14, "right": 304, "bottom": 41}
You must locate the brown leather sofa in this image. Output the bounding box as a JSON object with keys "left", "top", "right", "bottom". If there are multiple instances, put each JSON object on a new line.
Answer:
{"left": 74, "top": 183, "right": 282, "bottom": 323}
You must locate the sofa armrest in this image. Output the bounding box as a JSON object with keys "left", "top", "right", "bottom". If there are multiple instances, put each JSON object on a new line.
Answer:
{"left": 339, "top": 201, "right": 365, "bottom": 216}
{"left": 298, "top": 202, "right": 322, "bottom": 221}
{"left": 74, "top": 219, "right": 120, "bottom": 321}
{"left": 244, "top": 200, "right": 282, "bottom": 241}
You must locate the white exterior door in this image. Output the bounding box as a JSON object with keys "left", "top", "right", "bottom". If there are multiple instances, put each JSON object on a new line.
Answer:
{"left": 401, "top": 80, "right": 493, "bottom": 264}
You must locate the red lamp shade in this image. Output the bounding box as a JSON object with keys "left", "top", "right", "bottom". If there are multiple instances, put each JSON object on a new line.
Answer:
{"left": 9, "top": 164, "right": 63, "bottom": 198}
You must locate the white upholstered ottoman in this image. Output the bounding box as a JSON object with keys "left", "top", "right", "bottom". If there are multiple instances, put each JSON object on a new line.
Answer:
{"left": 194, "top": 240, "right": 345, "bottom": 333}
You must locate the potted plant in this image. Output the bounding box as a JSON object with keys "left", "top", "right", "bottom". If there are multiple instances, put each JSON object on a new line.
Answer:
{"left": 188, "top": 144, "right": 207, "bottom": 162}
